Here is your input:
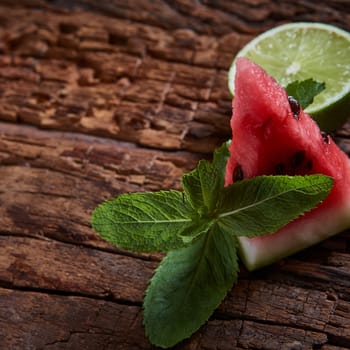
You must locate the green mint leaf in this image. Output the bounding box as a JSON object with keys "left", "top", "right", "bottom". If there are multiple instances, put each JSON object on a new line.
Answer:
{"left": 143, "top": 223, "right": 238, "bottom": 348}
{"left": 198, "top": 141, "right": 230, "bottom": 212}
{"left": 182, "top": 167, "right": 204, "bottom": 212}
{"left": 217, "top": 175, "right": 333, "bottom": 238}
{"left": 91, "top": 190, "right": 194, "bottom": 253}
{"left": 286, "top": 78, "right": 325, "bottom": 109}
{"left": 179, "top": 217, "right": 213, "bottom": 244}
{"left": 182, "top": 141, "right": 229, "bottom": 214}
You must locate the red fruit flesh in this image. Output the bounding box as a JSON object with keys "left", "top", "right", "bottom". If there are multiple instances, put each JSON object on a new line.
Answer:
{"left": 225, "top": 58, "right": 350, "bottom": 271}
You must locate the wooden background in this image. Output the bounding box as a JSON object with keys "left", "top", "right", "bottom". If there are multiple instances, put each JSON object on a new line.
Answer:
{"left": 0, "top": 1, "right": 350, "bottom": 349}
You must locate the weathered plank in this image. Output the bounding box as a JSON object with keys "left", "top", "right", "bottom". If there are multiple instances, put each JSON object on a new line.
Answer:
{"left": 0, "top": 236, "right": 154, "bottom": 302}
{"left": 1, "top": 285, "right": 347, "bottom": 349}
{"left": 0, "top": 4, "right": 234, "bottom": 152}
{"left": 0, "top": 122, "right": 201, "bottom": 247}
{"left": 0, "top": 288, "right": 150, "bottom": 350}
{"left": 1, "top": 233, "right": 350, "bottom": 348}
{"left": 1, "top": 2, "right": 348, "bottom": 153}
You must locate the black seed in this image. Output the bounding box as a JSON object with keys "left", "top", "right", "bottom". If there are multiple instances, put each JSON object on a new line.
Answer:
{"left": 321, "top": 131, "right": 330, "bottom": 144}
{"left": 275, "top": 162, "right": 285, "bottom": 175}
{"left": 233, "top": 164, "right": 244, "bottom": 182}
{"left": 288, "top": 96, "right": 301, "bottom": 119}
{"left": 292, "top": 150, "right": 305, "bottom": 168}
{"left": 306, "top": 159, "right": 313, "bottom": 171}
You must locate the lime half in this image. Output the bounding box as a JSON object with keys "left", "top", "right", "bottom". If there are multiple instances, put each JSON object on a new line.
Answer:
{"left": 228, "top": 22, "right": 350, "bottom": 131}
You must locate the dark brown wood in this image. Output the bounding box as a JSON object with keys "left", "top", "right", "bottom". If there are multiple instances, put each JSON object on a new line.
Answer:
{"left": 0, "top": 1, "right": 350, "bottom": 349}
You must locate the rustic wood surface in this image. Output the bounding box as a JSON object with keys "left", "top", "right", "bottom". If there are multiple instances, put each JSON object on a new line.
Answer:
{"left": 0, "top": 1, "right": 350, "bottom": 349}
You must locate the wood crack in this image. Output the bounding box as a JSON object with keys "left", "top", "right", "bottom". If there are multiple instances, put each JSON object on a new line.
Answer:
{"left": 0, "top": 280, "right": 143, "bottom": 306}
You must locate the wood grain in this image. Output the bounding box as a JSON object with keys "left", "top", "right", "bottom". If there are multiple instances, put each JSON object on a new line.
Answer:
{"left": 0, "top": 1, "right": 350, "bottom": 349}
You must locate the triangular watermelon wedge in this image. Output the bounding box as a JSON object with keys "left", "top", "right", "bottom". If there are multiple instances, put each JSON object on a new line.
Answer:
{"left": 225, "top": 58, "right": 350, "bottom": 271}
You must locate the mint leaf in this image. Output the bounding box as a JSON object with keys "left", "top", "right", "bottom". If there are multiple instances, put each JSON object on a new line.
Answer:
{"left": 286, "top": 78, "right": 325, "bottom": 109}
{"left": 217, "top": 175, "right": 333, "bottom": 238}
{"left": 179, "top": 217, "right": 213, "bottom": 244}
{"left": 143, "top": 223, "right": 238, "bottom": 348}
{"left": 91, "top": 190, "right": 193, "bottom": 253}
{"left": 182, "top": 168, "right": 204, "bottom": 212}
{"left": 182, "top": 142, "right": 229, "bottom": 215}
{"left": 198, "top": 142, "right": 230, "bottom": 212}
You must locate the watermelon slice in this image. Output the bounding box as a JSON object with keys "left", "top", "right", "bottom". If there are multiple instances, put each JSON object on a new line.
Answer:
{"left": 225, "top": 58, "right": 350, "bottom": 271}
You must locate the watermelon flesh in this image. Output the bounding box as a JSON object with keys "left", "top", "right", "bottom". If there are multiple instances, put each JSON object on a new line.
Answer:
{"left": 225, "top": 57, "right": 350, "bottom": 271}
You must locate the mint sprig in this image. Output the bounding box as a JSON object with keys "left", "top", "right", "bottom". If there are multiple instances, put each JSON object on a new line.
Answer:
{"left": 91, "top": 143, "right": 333, "bottom": 348}
{"left": 286, "top": 78, "right": 326, "bottom": 109}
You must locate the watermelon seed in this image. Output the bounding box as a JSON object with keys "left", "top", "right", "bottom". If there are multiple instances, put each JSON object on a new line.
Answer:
{"left": 292, "top": 150, "right": 305, "bottom": 168}
{"left": 321, "top": 131, "right": 330, "bottom": 144}
{"left": 233, "top": 164, "right": 244, "bottom": 182}
{"left": 275, "top": 162, "right": 285, "bottom": 174}
{"left": 288, "top": 96, "right": 300, "bottom": 119}
{"left": 306, "top": 159, "right": 313, "bottom": 171}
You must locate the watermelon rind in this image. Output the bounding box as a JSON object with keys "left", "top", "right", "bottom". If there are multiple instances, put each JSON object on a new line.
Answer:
{"left": 238, "top": 203, "right": 350, "bottom": 271}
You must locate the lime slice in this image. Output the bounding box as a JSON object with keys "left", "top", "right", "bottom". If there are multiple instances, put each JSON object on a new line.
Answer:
{"left": 228, "top": 22, "right": 350, "bottom": 131}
